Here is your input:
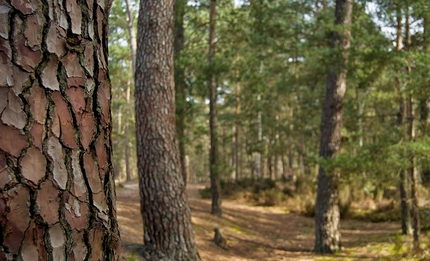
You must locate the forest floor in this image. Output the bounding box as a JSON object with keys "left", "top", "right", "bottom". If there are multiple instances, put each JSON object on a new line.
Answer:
{"left": 116, "top": 182, "right": 422, "bottom": 261}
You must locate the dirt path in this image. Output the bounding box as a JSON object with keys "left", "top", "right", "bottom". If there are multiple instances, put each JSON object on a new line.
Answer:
{"left": 117, "top": 183, "right": 400, "bottom": 260}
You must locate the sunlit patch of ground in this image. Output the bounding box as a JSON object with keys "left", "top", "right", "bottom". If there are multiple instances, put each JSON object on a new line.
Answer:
{"left": 116, "top": 182, "right": 427, "bottom": 260}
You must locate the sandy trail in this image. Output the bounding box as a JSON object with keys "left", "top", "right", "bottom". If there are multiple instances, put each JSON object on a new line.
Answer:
{"left": 117, "top": 183, "right": 399, "bottom": 260}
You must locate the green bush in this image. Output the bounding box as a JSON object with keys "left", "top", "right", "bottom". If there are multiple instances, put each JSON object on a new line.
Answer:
{"left": 198, "top": 187, "right": 212, "bottom": 199}
{"left": 259, "top": 189, "right": 285, "bottom": 206}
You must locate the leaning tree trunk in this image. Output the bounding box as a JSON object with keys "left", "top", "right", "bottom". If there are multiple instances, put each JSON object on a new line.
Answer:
{"left": 208, "top": 0, "right": 222, "bottom": 217}
{"left": 0, "top": 0, "right": 120, "bottom": 259}
{"left": 135, "top": 0, "right": 201, "bottom": 260}
{"left": 314, "top": 0, "right": 353, "bottom": 254}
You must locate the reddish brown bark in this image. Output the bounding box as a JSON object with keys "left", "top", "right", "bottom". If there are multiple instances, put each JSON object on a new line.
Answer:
{"left": 0, "top": 0, "right": 120, "bottom": 259}
{"left": 135, "top": 0, "right": 201, "bottom": 260}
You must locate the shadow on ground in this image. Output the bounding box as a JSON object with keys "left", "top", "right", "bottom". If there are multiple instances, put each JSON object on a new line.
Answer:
{"left": 117, "top": 182, "right": 400, "bottom": 261}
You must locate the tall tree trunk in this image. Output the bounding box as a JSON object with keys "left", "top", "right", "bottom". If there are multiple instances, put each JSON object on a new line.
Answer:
{"left": 125, "top": 79, "right": 132, "bottom": 182}
{"left": 174, "top": 0, "right": 188, "bottom": 185}
{"left": 299, "top": 133, "right": 306, "bottom": 174}
{"left": 314, "top": 0, "right": 353, "bottom": 254}
{"left": 124, "top": 0, "right": 137, "bottom": 183}
{"left": 253, "top": 94, "right": 262, "bottom": 178}
{"left": 208, "top": 0, "right": 222, "bottom": 217}
{"left": 135, "top": 0, "right": 201, "bottom": 259}
{"left": 395, "top": 4, "right": 412, "bottom": 236}
{"left": 125, "top": 0, "right": 137, "bottom": 73}
{"left": 405, "top": 8, "right": 420, "bottom": 249}
{"left": 0, "top": 0, "right": 120, "bottom": 259}
{"left": 234, "top": 70, "right": 241, "bottom": 181}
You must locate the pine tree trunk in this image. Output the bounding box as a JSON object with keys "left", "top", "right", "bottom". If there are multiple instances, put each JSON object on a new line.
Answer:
{"left": 0, "top": 0, "right": 120, "bottom": 259}
{"left": 234, "top": 71, "right": 240, "bottom": 181}
{"left": 125, "top": 79, "right": 132, "bottom": 182}
{"left": 405, "top": 10, "right": 420, "bottom": 248}
{"left": 124, "top": 0, "right": 136, "bottom": 183}
{"left": 135, "top": 0, "right": 201, "bottom": 259}
{"left": 174, "top": 0, "right": 188, "bottom": 185}
{"left": 299, "top": 133, "right": 306, "bottom": 174}
{"left": 395, "top": 5, "right": 412, "bottom": 236}
{"left": 208, "top": 0, "right": 222, "bottom": 217}
{"left": 315, "top": 0, "right": 353, "bottom": 254}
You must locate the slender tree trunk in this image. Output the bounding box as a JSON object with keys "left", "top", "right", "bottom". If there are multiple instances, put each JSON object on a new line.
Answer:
{"left": 208, "top": 0, "right": 222, "bottom": 217}
{"left": 125, "top": 0, "right": 136, "bottom": 183}
{"left": 395, "top": 5, "right": 412, "bottom": 236}
{"left": 405, "top": 9, "right": 420, "bottom": 248}
{"left": 315, "top": 0, "right": 353, "bottom": 254}
{"left": 125, "top": 79, "right": 132, "bottom": 182}
{"left": 0, "top": 0, "right": 120, "bottom": 259}
{"left": 254, "top": 93, "right": 262, "bottom": 179}
{"left": 174, "top": 0, "right": 188, "bottom": 185}
{"left": 299, "top": 133, "right": 306, "bottom": 174}
{"left": 125, "top": 0, "right": 137, "bottom": 73}
{"left": 408, "top": 95, "right": 420, "bottom": 249}
{"left": 234, "top": 70, "right": 241, "bottom": 181}
{"left": 288, "top": 135, "right": 294, "bottom": 179}
{"left": 135, "top": 0, "right": 201, "bottom": 259}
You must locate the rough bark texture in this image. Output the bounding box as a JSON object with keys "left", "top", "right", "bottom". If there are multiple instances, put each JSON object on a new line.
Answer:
{"left": 174, "top": 0, "right": 188, "bottom": 185}
{"left": 0, "top": 0, "right": 120, "bottom": 260}
{"left": 135, "top": 0, "right": 201, "bottom": 260}
{"left": 208, "top": 0, "right": 222, "bottom": 217}
{"left": 314, "top": 0, "right": 353, "bottom": 254}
